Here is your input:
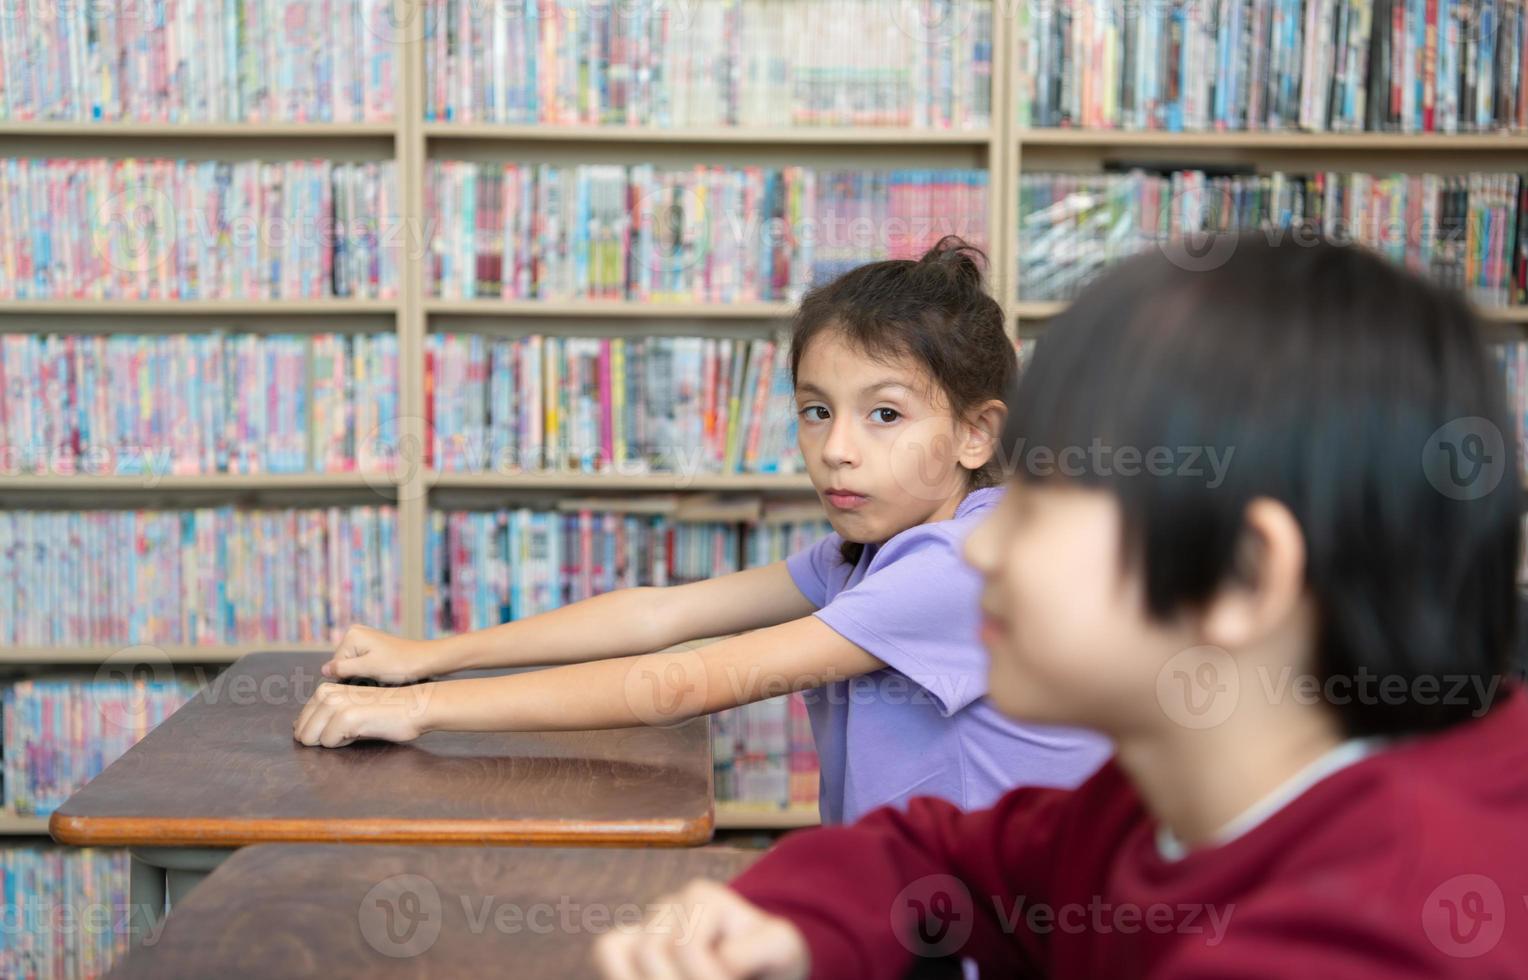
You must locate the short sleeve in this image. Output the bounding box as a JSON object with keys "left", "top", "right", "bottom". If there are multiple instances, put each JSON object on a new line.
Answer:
{"left": 814, "top": 525, "right": 989, "bottom": 716}
{"left": 784, "top": 531, "right": 845, "bottom": 608}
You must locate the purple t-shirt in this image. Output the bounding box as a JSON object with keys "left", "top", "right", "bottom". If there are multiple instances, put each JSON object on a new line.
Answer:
{"left": 786, "top": 485, "right": 1112, "bottom": 824}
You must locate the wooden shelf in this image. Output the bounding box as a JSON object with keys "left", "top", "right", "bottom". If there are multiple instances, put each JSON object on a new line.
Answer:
{"left": 0, "top": 299, "right": 398, "bottom": 315}
{"left": 0, "top": 472, "right": 814, "bottom": 493}
{"left": 0, "top": 473, "right": 401, "bottom": 492}
{"left": 425, "top": 298, "right": 797, "bottom": 319}
{"left": 0, "top": 813, "right": 52, "bottom": 836}
{"left": 1011, "top": 299, "right": 1528, "bottom": 324}
{"left": 432, "top": 472, "right": 816, "bottom": 492}
{"left": 1012, "top": 301, "right": 1069, "bottom": 320}
{"left": 0, "top": 121, "right": 396, "bottom": 138}
{"left": 0, "top": 645, "right": 326, "bottom": 666}
{"left": 425, "top": 122, "right": 993, "bottom": 145}
{"left": 1015, "top": 129, "right": 1528, "bottom": 151}
{"left": 715, "top": 803, "right": 820, "bottom": 830}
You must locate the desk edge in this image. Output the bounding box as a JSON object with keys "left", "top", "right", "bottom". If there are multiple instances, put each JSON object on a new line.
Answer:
{"left": 48, "top": 809, "right": 716, "bottom": 848}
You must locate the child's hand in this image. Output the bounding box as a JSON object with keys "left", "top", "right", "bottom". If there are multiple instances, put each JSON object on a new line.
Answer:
{"left": 593, "top": 879, "right": 809, "bottom": 980}
{"left": 292, "top": 681, "right": 435, "bottom": 748}
{"left": 322, "top": 624, "right": 439, "bottom": 684}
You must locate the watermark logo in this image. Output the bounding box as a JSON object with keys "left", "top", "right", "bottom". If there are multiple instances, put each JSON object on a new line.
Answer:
{"left": 890, "top": 0, "right": 978, "bottom": 45}
{"left": 92, "top": 185, "right": 177, "bottom": 279}
{"left": 1422, "top": 874, "right": 1505, "bottom": 959}
{"left": 1423, "top": 417, "right": 1505, "bottom": 501}
{"left": 1157, "top": 645, "right": 1239, "bottom": 730}
{"left": 365, "top": 0, "right": 429, "bottom": 44}
{"left": 1153, "top": 186, "right": 1240, "bottom": 273}
{"left": 359, "top": 874, "right": 443, "bottom": 958}
{"left": 92, "top": 645, "right": 180, "bottom": 736}
{"left": 888, "top": 415, "right": 966, "bottom": 504}
{"left": 891, "top": 875, "right": 975, "bottom": 958}
{"left": 357, "top": 415, "right": 430, "bottom": 501}
{"left": 633, "top": 181, "right": 713, "bottom": 283}
{"left": 622, "top": 649, "right": 710, "bottom": 726}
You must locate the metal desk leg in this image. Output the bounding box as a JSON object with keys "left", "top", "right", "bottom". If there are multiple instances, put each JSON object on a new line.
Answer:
{"left": 126, "top": 847, "right": 233, "bottom": 947}
{"left": 127, "top": 852, "right": 166, "bottom": 949}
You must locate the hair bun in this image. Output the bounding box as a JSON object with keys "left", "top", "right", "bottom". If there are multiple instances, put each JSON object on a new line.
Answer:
{"left": 918, "top": 235, "right": 988, "bottom": 290}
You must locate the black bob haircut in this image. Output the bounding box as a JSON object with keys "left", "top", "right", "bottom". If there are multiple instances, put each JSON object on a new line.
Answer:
{"left": 1003, "top": 235, "right": 1522, "bottom": 738}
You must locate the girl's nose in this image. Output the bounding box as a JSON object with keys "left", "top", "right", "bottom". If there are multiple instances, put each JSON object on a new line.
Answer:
{"left": 822, "top": 419, "right": 859, "bottom": 467}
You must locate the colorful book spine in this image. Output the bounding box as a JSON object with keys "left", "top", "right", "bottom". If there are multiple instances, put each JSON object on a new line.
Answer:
{"left": 1017, "top": 0, "right": 1527, "bottom": 133}
{"left": 0, "top": 158, "right": 399, "bottom": 301}
{"left": 1018, "top": 168, "right": 1526, "bottom": 305}
{"left": 0, "top": 506, "right": 400, "bottom": 646}
{"left": 423, "top": 332, "right": 806, "bottom": 475}
{"left": 428, "top": 510, "right": 832, "bottom": 635}
{"left": 0, "top": 846, "right": 131, "bottom": 977}
{"left": 0, "top": 0, "right": 394, "bottom": 123}
{"left": 427, "top": 161, "right": 989, "bottom": 303}
{"left": 424, "top": 0, "right": 990, "bottom": 130}
{"left": 2, "top": 679, "right": 198, "bottom": 817}
{"left": 0, "top": 331, "right": 398, "bottom": 477}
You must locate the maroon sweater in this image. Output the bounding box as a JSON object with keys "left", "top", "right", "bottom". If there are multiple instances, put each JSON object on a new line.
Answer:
{"left": 731, "top": 686, "right": 1528, "bottom": 978}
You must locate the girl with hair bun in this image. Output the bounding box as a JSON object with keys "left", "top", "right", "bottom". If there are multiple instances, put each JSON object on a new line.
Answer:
{"left": 296, "top": 236, "right": 1110, "bottom": 825}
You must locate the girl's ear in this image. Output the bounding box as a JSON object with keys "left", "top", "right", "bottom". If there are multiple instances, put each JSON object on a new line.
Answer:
{"left": 958, "top": 398, "right": 1008, "bottom": 472}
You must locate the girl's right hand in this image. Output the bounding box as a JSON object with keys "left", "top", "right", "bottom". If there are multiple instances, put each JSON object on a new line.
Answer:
{"left": 321, "top": 625, "right": 442, "bottom": 684}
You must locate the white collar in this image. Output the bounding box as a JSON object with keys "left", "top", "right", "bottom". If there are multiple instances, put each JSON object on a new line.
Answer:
{"left": 1155, "top": 737, "right": 1387, "bottom": 861}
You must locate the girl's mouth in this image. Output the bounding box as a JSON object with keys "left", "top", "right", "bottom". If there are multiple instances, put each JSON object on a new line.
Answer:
{"left": 825, "top": 490, "right": 870, "bottom": 510}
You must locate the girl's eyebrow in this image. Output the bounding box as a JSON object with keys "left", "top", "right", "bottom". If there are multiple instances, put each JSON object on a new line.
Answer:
{"left": 796, "top": 379, "right": 914, "bottom": 398}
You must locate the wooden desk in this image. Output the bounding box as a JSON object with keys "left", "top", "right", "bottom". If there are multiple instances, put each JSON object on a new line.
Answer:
{"left": 106, "top": 843, "right": 760, "bottom": 978}
{"left": 50, "top": 652, "right": 714, "bottom": 943}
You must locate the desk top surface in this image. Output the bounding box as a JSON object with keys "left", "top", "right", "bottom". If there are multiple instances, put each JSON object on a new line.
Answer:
{"left": 106, "top": 842, "right": 761, "bottom": 979}
{"left": 51, "top": 652, "right": 714, "bottom": 847}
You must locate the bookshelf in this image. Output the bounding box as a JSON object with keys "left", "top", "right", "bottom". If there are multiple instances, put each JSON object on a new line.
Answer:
{"left": 0, "top": 122, "right": 398, "bottom": 138}
{"left": 0, "top": 813, "right": 52, "bottom": 836}
{"left": 422, "top": 299, "right": 800, "bottom": 318}
{"left": 715, "top": 803, "right": 822, "bottom": 831}
{"left": 1006, "top": 133, "right": 1528, "bottom": 332}
{"left": 422, "top": 123, "right": 995, "bottom": 145}
{"left": 4, "top": 1, "right": 1526, "bottom": 837}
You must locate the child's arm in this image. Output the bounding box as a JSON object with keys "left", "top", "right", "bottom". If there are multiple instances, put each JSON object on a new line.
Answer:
{"left": 293, "top": 612, "right": 883, "bottom": 746}
{"left": 596, "top": 786, "right": 1077, "bottom": 980}
{"left": 321, "top": 561, "right": 819, "bottom": 683}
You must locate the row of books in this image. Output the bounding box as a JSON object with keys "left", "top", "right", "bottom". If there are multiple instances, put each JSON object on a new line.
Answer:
{"left": 0, "top": 332, "right": 399, "bottom": 477}
{"left": 424, "top": 332, "right": 804, "bottom": 475}
{"left": 1496, "top": 341, "right": 1528, "bottom": 477}
{"left": 424, "top": 0, "right": 993, "bottom": 130}
{"left": 0, "top": 846, "right": 130, "bottom": 979}
{"left": 3, "top": 680, "right": 198, "bottom": 817}
{"left": 424, "top": 502, "right": 832, "bottom": 633}
{"left": 1016, "top": 0, "right": 1528, "bottom": 133}
{"left": 0, "top": 158, "right": 400, "bottom": 301}
{"left": 0, "top": 507, "right": 400, "bottom": 647}
{"left": 716, "top": 521, "right": 824, "bottom": 808}
{"left": 1016, "top": 169, "right": 1528, "bottom": 306}
{"left": 0, "top": 0, "right": 396, "bottom": 124}
{"left": 426, "top": 161, "right": 990, "bottom": 302}
{"left": 713, "top": 692, "right": 819, "bottom": 808}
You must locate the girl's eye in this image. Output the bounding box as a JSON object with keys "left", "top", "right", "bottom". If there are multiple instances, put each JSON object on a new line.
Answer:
{"left": 872, "top": 407, "right": 901, "bottom": 423}
{"left": 801, "top": 406, "right": 830, "bottom": 421}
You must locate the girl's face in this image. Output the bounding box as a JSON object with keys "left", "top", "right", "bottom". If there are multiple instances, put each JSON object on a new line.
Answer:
{"left": 962, "top": 481, "right": 1199, "bottom": 736}
{"left": 794, "top": 330, "right": 978, "bottom": 544}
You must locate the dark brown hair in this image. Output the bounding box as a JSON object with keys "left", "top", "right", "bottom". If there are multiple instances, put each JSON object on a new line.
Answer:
{"left": 790, "top": 235, "right": 1016, "bottom": 566}
{"left": 1005, "top": 235, "right": 1520, "bottom": 736}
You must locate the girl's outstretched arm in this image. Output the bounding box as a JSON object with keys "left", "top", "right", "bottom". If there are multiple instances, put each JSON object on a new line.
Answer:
{"left": 322, "top": 560, "right": 820, "bottom": 682}
{"left": 293, "top": 614, "right": 885, "bottom": 747}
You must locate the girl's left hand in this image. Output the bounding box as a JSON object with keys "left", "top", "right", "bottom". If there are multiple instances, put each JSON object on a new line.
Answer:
{"left": 292, "top": 681, "right": 436, "bottom": 748}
